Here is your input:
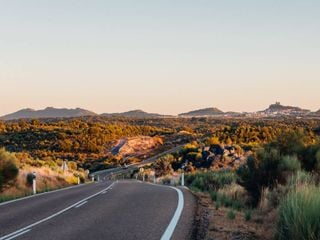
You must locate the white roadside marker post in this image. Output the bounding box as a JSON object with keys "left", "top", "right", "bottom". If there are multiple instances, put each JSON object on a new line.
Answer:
{"left": 181, "top": 164, "right": 185, "bottom": 187}
{"left": 181, "top": 172, "right": 184, "bottom": 186}
{"left": 32, "top": 172, "right": 37, "bottom": 195}
{"left": 77, "top": 176, "right": 80, "bottom": 185}
{"left": 150, "top": 170, "right": 156, "bottom": 184}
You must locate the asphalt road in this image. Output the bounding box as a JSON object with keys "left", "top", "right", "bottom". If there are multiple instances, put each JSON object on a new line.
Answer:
{"left": 91, "top": 145, "right": 185, "bottom": 180}
{"left": 0, "top": 180, "right": 195, "bottom": 240}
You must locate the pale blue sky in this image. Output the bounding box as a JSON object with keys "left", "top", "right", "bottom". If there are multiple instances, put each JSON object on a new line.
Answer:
{"left": 1, "top": 0, "right": 319, "bottom": 115}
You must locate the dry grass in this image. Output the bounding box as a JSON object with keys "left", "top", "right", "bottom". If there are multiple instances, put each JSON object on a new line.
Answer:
{"left": 192, "top": 191, "right": 276, "bottom": 240}
{"left": 207, "top": 203, "right": 276, "bottom": 240}
{"left": 0, "top": 166, "right": 79, "bottom": 200}
{"left": 218, "top": 183, "right": 247, "bottom": 202}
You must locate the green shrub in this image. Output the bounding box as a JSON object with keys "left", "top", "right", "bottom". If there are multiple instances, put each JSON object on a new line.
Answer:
{"left": 237, "top": 149, "right": 280, "bottom": 206}
{"left": 276, "top": 185, "right": 320, "bottom": 240}
{"left": 186, "top": 170, "right": 237, "bottom": 192}
{"left": 209, "top": 190, "right": 218, "bottom": 201}
{"left": 0, "top": 148, "right": 19, "bottom": 191}
{"left": 279, "top": 155, "right": 301, "bottom": 172}
{"left": 244, "top": 209, "right": 252, "bottom": 221}
{"left": 26, "top": 173, "right": 35, "bottom": 186}
{"left": 232, "top": 200, "right": 243, "bottom": 211}
{"left": 215, "top": 201, "right": 221, "bottom": 210}
{"left": 227, "top": 210, "right": 236, "bottom": 220}
{"left": 287, "top": 170, "right": 314, "bottom": 187}
{"left": 237, "top": 149, "right": 303, "bottom": 206}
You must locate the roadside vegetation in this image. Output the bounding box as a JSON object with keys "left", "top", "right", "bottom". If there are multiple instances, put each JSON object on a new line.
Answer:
{"left": 182, "top": 130, "right": 320, "bottom": 239}
{"left": 0, "top": 148, "right": 86, "bottom": 202}
{"left": 1, "top": 116, "right": 320, "bottom": 238}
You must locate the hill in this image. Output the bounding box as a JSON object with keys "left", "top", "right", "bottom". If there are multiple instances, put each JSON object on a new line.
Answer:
{"left": 101, "top": 110, "right": 168, "bottom": 118}
{"left": 262, "top": 102, "right": 310, "bottom": 115}
{"left": 0, "top": 107, "right": 97, "bottom": 120}
{"left": 179, "top": 108, "right": 224, "bottom": 117}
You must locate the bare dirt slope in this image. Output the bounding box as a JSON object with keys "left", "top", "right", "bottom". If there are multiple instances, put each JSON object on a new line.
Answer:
{"left": 111, "top": 136, "right": 163, "bottom": 158}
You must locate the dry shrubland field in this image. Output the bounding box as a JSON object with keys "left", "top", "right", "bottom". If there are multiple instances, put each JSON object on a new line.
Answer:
{"left": 1, "top": 116, "right": 320, "bottom": 239}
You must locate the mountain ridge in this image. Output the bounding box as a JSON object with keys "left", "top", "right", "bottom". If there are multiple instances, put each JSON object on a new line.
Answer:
{"left": 0, "top": 107, "right": 97, "bottom": 121}
{"left": 101, "top": 110, "right": 170, "bottom": 118}
{"left": 179, "top": 107, "right": 224, "bottom": 117}
{"left": 1, "top": 103, "right": 319, "bottom": 120}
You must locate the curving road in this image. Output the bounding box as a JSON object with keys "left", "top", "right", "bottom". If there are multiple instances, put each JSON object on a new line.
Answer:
{"left": 0, "top": 180, "right": 195, "bottom": 240}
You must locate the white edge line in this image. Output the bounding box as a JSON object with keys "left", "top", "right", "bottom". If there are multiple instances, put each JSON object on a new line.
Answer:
{"left": 74, "top": 201, "right": 88, "bottom": 209}
{"left": 160, "top": 187, "right": 184, "bottom": 240}
{"left": 5, "top": 229, "right": 31, "bottom": 240}
{"left": 0, "top": 182, "right": 115, "bottom": 240}
{"left": 0, "top": 183, "right": 91, "bottom": 207}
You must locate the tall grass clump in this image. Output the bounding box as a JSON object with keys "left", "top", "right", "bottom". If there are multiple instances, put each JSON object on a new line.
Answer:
{"left": 276, "top": 184, "right": 320, "bottom": 240}
{"left": 185, "top": 170, "right": 237, "bottom": 192}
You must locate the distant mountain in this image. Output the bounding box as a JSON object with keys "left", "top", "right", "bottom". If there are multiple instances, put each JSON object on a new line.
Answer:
{"left": 0, "top": 107, "right": 97, "bottom": 120}
{"left": 314, "top": 109, "right": 320, "bottom": 115}
{"left": 101, "top": 110, "right": 168, "bottom": 118}
{"left": 179, "top": 107, "right": 224, "bottom": 117}
{"left": 260, "top": 102, "right": 310, "bottom": 115}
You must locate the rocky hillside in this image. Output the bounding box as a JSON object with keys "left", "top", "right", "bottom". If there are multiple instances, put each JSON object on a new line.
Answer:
{"left": 1, "top": 107, "right": 97, "bottom": 120}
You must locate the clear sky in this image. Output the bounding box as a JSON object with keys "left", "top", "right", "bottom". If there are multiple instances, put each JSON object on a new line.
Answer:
{"left": 1, "top": 0, "right": 319, "bottom": 115}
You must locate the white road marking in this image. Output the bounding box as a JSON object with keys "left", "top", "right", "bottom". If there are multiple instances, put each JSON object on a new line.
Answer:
{"left": 4, "top": 229, "right": 31, "bottom": 240}
{"left": 0, "top": 182, "right": 115, "bottom": 240}
{"left": 0, "top": 183, "right": 90, "bottom": 207}
{"left": 160, "top": 187, "right": 184, "bottom": 240}
{"left": 74, "top": 201, "right": 88, "bottom": 209}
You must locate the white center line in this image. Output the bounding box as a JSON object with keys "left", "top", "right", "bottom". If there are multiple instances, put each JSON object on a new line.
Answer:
{"left": 0, "top": 182, "right": 115, "bottom": 240}
{"left": 74, "top": 201, "right": 88, "bottom": 209}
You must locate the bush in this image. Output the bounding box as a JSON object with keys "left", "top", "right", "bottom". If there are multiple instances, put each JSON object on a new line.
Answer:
{"left": 244, "top": 209, "right": 252, "bottom": 221}
{"left": 186, "top": 170, "right": 237, "bottom": 192}
{"left": 237, "top": 148, "right": 302, "bottom": 206}
{"left": 209, "top": 190, "right": 218, "bottom": 201}
{"left": 227, "top": 210, "right": 236, "bottom": 220}
{"left": 287, "top": 171, "right": 314, "bottom": 188}
{"left": 276, "top": 185, "right": 320, "bottom": 240}
{"left": 0, "top": 148, "right": 19, "bottom": 191}
{"left": 278, "top": 155, "right": 301, "bottom": 172}
{"left": 26, "top": 173, "right": 35, "bottom": 186}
